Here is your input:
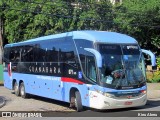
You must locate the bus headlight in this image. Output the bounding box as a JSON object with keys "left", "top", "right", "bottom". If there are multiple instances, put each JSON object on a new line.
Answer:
{"left": 103, "top": 92, "right": 115, "bottom": 98}
{"left": 96, "top": 90, "right": 115, "bottom": 98}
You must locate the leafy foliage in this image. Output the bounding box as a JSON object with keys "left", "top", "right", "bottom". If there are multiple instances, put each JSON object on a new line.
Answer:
{"left": 157, "top": 57, "right": 160, "bottom": 70}
{"left": 147, "top": 71, "right": 160, "bottom": 83}
{"left": 0, "top": 0, "right": 160, "bottom": 54}
{"left": 113, "top": 0, "right": 160, "bottom": 55}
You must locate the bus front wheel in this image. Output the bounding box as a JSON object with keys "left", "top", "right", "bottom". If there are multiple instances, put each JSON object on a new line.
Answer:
{"left": 20, "top": 82, "right": 28, "bottom": 98}
{"left": 14, "top": 82, "right": 20, "bottom": 96}
{"left": 75, "top": 91, "right": 83, "bottom": 112}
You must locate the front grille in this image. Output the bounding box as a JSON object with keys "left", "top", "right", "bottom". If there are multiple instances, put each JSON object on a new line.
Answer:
{"left": 113, "top": 92, "right": 143, "bottom": 99}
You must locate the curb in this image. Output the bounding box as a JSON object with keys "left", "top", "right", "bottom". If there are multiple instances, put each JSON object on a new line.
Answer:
{"left": 0, "top": 81, "right": 3, "bottom": 86}
{"left": 147, "top": 83, "right": 160, "bottom": 90}
{"left": 147, "top": 83, "right": 160, "bottom": 99}
{"left": 147, "top": 90, "right": 160, "bottom": 99}
{"left": 0, "top": 96, "right": 6, "bottom": 108}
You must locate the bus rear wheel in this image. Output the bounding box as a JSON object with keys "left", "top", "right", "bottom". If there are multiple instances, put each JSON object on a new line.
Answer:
{"left": 14, "top": 82, "right": 20, "bottom": 96}
{"left": 20, "top": 82, "right": 28, "bottom": 98}
{"left": 75, "top": 91, "right": 83, "bottom": 112}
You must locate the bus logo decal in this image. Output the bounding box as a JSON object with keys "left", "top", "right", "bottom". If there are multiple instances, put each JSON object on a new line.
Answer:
{"left": 28, "top": 63, "right": 61, "bottom": 74}
{"left": 78, "top": 71, "right": 82, "bottom": 79}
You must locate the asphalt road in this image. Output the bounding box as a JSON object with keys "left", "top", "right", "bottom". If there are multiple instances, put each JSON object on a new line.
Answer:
{"left": 0, "top": 86, "right": 160, "bottom": 120}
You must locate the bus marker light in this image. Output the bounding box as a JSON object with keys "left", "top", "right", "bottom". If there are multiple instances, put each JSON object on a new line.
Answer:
{"left": 140, "top": 90, "right": 147, "bottom": 94}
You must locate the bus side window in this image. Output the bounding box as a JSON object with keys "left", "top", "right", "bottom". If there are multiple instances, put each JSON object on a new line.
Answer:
{"left": 74, "top": 39, "right": 97, "bottom": 82}
{"left": 45, "top": 47, "right": 57, "bottom": 62}
{"left": 9, "top": 49, "right": 16, "bottom": 62}
{"left": 14, "top": 48, "right": 20, "bottom": 62}
{"left": 3, "top": 48, "right": 9, "bottom": 63}
{"left": 21, "top": 45, "right": 34, "bottom": 62}
{"left": 86, "top": 56, "right": 97, "bottom": 82}
{"left": 59, "top": 37, "right": 76, "bottom": 63}
{"left": 44, "top": 40, "right": 59, "bottom": 62}
{"left": 79, "top": 54, "right": 97, "bottom": 83}
{"left": 9, "top": 47, "right": 20, "bottom": 63}
{"left": 21, "top": 47, "right": 26, "bottom": 62}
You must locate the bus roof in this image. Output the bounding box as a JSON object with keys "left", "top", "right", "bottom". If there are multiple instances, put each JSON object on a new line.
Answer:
{"left": 5, "top": 30, "right": 138, "bottom": 47}
{"left": 73, "top": 31, "right": 137, "bottom": 44}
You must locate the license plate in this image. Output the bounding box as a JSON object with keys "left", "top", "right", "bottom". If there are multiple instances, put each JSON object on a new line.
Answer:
{"left": 124, "top": 101, "right": 133, "bottom": 105}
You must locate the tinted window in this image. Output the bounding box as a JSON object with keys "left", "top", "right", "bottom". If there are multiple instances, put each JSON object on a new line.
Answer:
{"left": 21, "top": 45, "right": 34, "bottom": 62}
{"left": 86, "top": 55, "right": 97, "bottom": 82}
{"left": 99, "top": 44, "right": 122, "bottom": 55}
{"left": 74, "top": 39, "right": 96, "bottom": 83}
{"left": 33, "top": 39, "right": 61, "bottom": 62}
{"left": 122, "top": 45, "right": 140, "bottom": 55}
{"left": 9, "top": 47, "right": 21, "bottom": 62}
{"left": 75, "top": 39, "right": 94, "bottom": 70}
{"left": 3, "top": 47, "right": 10, "bottom": 63}
{"left": 32, "top": 37, "right": 77, "bottom": 63}
{"left": 59, "top": 37, "right": 76, "bottom": 62}
{"left": 75, "top": 39, "right": 93, "bottom": 54}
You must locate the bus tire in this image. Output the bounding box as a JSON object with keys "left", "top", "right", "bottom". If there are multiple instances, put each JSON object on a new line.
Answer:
{"left": 14, "top": 82, "right": 20, "bottom": 96}
{"left": 20, "top": 82, "right": 28, "bottom": 98}
{"left": 75, "top": 91, "right": 83, "bottom": 112}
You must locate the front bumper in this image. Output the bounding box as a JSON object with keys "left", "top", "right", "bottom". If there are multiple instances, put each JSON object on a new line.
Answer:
{"left": 88, "top": 91, "right": 147, "bottom": 110}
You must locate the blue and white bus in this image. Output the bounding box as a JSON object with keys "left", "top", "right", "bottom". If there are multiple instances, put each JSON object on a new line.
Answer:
{"left": 3, "top": 31, "right": 156, "bottom": 111}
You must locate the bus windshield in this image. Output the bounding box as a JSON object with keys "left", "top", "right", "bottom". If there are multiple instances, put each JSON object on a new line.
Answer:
{"left": 98, "top": 44, "right": 146, "bottom": 89}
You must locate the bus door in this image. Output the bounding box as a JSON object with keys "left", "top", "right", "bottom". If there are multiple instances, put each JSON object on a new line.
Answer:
{"left": 78, "top": 51, "right": 98, "bottom": 106}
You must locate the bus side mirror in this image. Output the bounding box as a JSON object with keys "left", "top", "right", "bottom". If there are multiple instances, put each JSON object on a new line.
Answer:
{"left": 84, "top": 48, "right": 102, "bottom": 68}
{"left": 141, "top": 49, "right": 157, "bottom": 70}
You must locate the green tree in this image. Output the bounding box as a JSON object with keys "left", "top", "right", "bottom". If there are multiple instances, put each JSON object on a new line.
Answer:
{"left": 2, "top": 0, "right": 73, "bottom": 42}
{"left": 113, "top": 0, "right": 160, "bottom": 55}
{"left": 0, "top": 0, "right": 5, "bottom": 64}
{"left": 1, "top": 0, "right": 159, "bottom": 57}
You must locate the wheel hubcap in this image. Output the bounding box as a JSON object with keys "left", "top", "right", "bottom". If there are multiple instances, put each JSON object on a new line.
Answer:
{"left": 21, "top": 86, "right": 24, "bottom": 96}
{"left": 75, "top": 98, "right": 77, "bottom": 107}
{"left": 14, "top": 84, "right": 18, "bottom": 92}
